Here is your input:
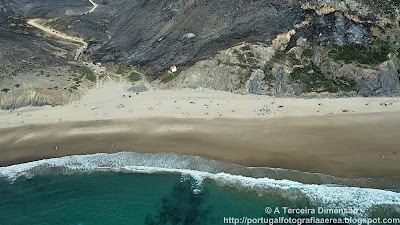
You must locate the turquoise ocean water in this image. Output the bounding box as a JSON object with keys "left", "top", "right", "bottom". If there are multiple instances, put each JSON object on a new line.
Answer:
{"left": 1, "top": 152, "right": 400, "bottom": 225}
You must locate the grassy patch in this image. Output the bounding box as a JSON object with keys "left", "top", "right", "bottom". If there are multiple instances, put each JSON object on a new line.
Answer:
{"left": 271, "top": 51, "right": 286, "bottom": 63}
{"left": 303, "top": 49, "right": 313, "bottom": 58}
{"left": 71, "top": 67, "right": 92, "bottom": 77}
{"left": 128, "top": 72, "right": 141, "bottom": 82}
{"left": 328, "top": 38, "right": 394, "bottom": 65}
{"left": 236, "top": 53, "right": 246, "bottom": 63}
{"left": 262, "top": 64, "right": 276, "bottom": 82}
{"left": 116, "top": 67, "right": 131, "bottom": 74}
{"left": 291, "top": 64, "right": 358, "bottom": 93}
{"left": 85, "top": 73, "right": 96, "bottom": 82}
{"left": 161, "top": 70, "right": 181, "bottom": 83}
{"left": 65, "top": 53, "right": 74, "bottom": 60}
{"left": 291, "top": 64, "right": 335, "bottom": 93}
{"left": 263, "top": 73, "right": 277, "bottom": 82}
{"left": 70, "top": 67, "right": 95, "bottom": 82}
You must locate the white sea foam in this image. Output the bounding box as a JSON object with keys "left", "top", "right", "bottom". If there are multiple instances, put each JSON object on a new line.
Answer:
{"left": 1, "top": 152, "right": 400, "bottom": 216}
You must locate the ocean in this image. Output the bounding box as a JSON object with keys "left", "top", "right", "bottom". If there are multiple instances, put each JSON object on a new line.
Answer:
{"left": 0, "top": 152, "right": 400, "bottom": 225}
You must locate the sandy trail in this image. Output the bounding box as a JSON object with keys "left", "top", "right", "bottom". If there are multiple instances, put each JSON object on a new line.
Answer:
{"left": 87, "top": 0, "right": 98, "bottom": 14}
{"left": 26, "top": 0, "right": 98, "bottom": 46}
{"left": 27, "top": 19, "right": 87, "bottom": 45}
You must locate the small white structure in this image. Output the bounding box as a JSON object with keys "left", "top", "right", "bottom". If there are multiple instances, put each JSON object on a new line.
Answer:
{"left": 170, "top": 65, "right": 177, "bottom": 73}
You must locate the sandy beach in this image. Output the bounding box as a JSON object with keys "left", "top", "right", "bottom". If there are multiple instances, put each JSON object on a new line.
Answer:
{"left": 0, "top": 83, "right": 400, "bottom": 178}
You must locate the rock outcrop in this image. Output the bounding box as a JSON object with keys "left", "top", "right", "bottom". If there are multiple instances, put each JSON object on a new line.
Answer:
{"left": 0, "top": 88, "right": 79, "bottom": 110}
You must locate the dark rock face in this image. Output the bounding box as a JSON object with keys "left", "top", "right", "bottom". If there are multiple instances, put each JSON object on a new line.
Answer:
{"left": 293, "top": 11, "right": 374, "bottom": 47}
{"left": 2, "top": 0, "right": 91, "bottom": 18}
{"left": 359, "top": 72, "right": 400, "bottom": 97}
{"left": 93, "top": 0, "right": 304, "bottom": 73}
{"left": 0, "top": 13, "right": 68, "bottom": 79}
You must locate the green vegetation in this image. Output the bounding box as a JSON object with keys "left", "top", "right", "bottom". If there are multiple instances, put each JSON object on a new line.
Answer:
{"left": 291, "top": 65, "right": 335, "bottom": 93}
{"left": 46, "top": 74, "right": 51, "bottom": 77}
{"left": 328, "top": 38, "right": 394, "bottom": 65}
{"left": 372, "top": 0, "right": 396, "bottom": 18}
{"left": 236, "top": 53, "right": 246, "bottom": 63}
{"left": 65, "top": 53, "right": 74, "bottom": 60}
{"left": 54, "top": 86, "right": 58, "bottom": 89}
{"left": 71, "top": 67, "right": 92, "bottom": 77}
{"left": 235, "top": 49, "right": 258, "bottom": 64}
{"left": 263, "top": 73, "right": 277, "bottom": 82}
{"left": 384, "top": 23, "right": 393, "bottom": 29}
{"left": 70, "top": 67, "right": 95, "bottom": 82}
{"left": 271, "top": 50, "right": 286, "bottom": 63}
{"left": 262, "top": 64, "right": 275, "bottom": 83}
{"left": 116, "top": 67, "right": 131, "bottom": 74}
{"left": 241, "top": 45, "right": 251, "bottom": 51}
{"left": 161, "top": 70, "right": 181, "bottom": 83}
{"left": 1, "top": 88, "right": 10, "bottom": 93}
{"left": 128, "top": 72, "right": 141, "bottom": 82}
{"left": 85, "top": 73, "right": 96, "bottom": 82}
{"left": 303, "top": 49, "right": 313, "bottom": 58}
{"left": 245, "top": 52, "right": 255, "bottom": 58}
{"left": 161, "top": 73, "right": 175, "bottom": 83}
{"left": 15, "top": 84, "right": 20, "bottom": 88}
{"left": 290, "top": 64, "right": 357, "bottom": 93}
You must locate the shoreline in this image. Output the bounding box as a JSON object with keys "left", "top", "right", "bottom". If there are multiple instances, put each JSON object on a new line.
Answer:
{"left": 1, "top": 85, "right": 400, "bottom": 179}
{"left": 1, "top": 112, "right": 399, "bottom": 179}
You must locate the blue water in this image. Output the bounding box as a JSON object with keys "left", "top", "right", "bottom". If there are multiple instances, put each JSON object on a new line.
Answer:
{"left": 1, "top": 153, "right": 400, "bottom": 225}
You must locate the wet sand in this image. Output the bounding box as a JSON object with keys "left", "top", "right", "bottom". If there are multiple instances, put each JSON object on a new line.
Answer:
{"left": 1, "top": 112, "right": 399, "bottom": 179}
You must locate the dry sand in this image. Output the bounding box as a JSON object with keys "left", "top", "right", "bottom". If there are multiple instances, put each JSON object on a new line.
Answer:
{"left": 0, "top": 83, "right": 399, "bottom": 178}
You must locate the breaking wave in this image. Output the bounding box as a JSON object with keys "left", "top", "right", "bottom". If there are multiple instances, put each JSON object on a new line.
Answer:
{"left": 1, "top": 152, "right": 400, "bottom": 217}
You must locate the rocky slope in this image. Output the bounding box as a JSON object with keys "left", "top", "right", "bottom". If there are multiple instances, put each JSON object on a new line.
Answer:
{"left": 1, "top": 0, "right": 400, "bottom": 110}
{"left": 158, "top": 0, "right": 400, "bottom": 97}
{"left": 0, "top": 5, "right": 92, "bottom": 109}
{"left": 84, "top": 0, "right": 400, "bottom": 97}
{"left": 1, "top": 0, "right": 91, "bottom": 18}
{"left": 92, "top": 0, "right": 303, "bottom": 74}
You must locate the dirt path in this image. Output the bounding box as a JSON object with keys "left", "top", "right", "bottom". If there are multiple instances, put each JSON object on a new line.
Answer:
{"left": 87, "top": 0, "right": 98, "bottom": 14}
{"left": 27, "top": 0, "right": 106, "bottom": 85}
{"left": 27, "top": 19, "right": 87, "bottom": 45}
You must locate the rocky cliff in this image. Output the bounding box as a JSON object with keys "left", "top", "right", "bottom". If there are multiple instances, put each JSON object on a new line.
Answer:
{"left": 1, "top": 0, "right": 400, "bottom": 110}
{"left": 156, "top": 0, "right": 400, "bottom": 97}
{"left": 0, "top": 88, "right": 80, "bottom": 110}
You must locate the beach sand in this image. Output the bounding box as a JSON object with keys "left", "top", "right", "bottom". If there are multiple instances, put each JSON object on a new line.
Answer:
{"left": 0, "top": 83, "right": 399, "bottom": 178}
